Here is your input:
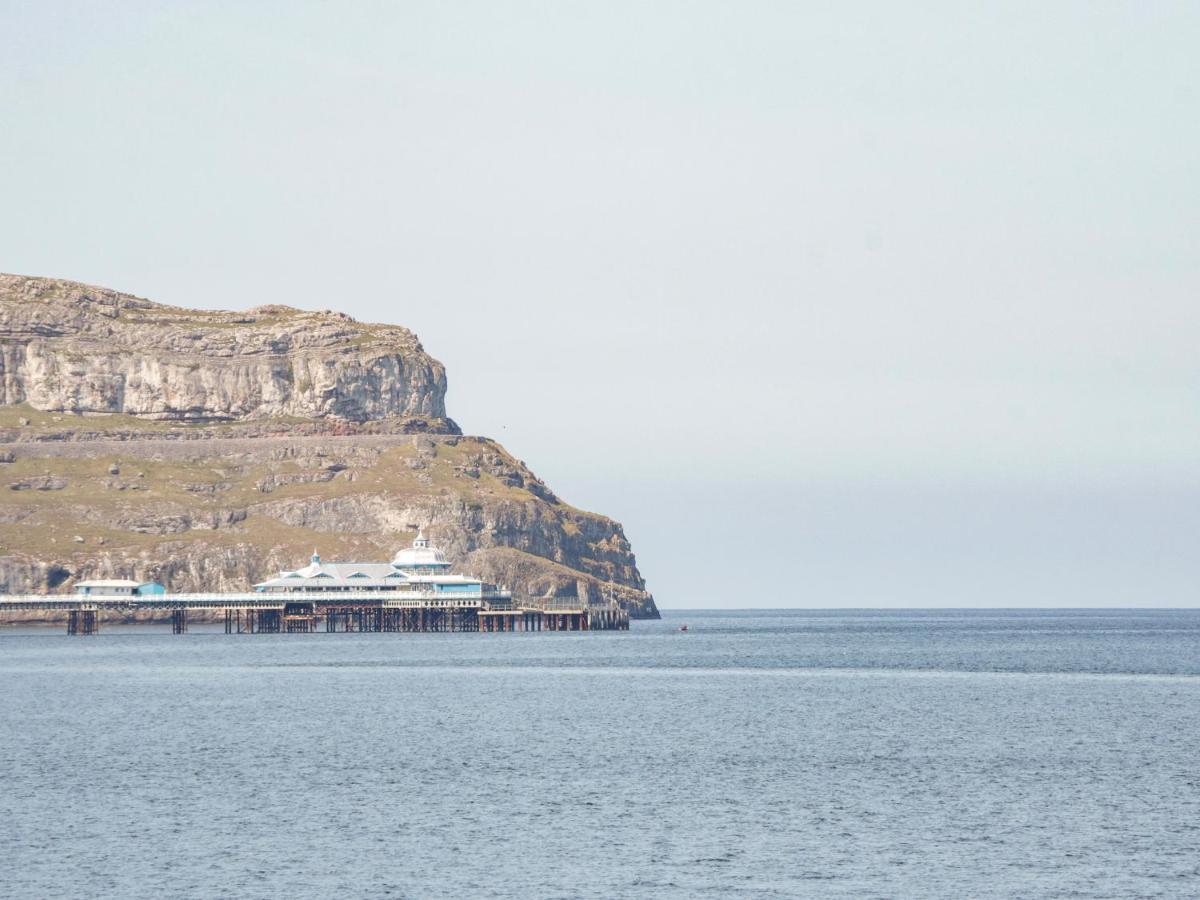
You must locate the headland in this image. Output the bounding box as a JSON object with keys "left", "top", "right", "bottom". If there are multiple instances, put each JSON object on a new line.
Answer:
{"left": 0, "top": 273, "right": 658, "bottom": 622}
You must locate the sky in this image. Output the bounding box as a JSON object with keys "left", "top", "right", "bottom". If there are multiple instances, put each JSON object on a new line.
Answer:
{"left": 1, "top": 1, "right": 1197, "bottom": 607}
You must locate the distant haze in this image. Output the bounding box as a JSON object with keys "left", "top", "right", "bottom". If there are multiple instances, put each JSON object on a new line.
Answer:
{"left": 2, "top": 2, "right": 1196, "bottom": 606}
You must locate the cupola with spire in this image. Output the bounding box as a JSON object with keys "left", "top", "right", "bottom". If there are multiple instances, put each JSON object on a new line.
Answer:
{"left": 391, "top": 527, "right": 451, "bottom": 572}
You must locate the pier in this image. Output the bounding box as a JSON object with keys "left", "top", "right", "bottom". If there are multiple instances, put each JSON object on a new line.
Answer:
{"left": 0, "top": 533, "right": 632, "bottom": 635}
{"left": 0, "top": 591, "right": 630, "bottom": 635}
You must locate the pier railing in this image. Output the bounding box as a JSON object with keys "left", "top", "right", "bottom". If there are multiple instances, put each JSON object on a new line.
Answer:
{"left": 0, "top": 588, "right": 629, "bottom": 634}
{"left": 0, "top": 589, "right": 512, "bottom": 611}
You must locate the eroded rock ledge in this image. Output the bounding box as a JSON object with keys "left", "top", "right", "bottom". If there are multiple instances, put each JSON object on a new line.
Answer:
{"left": 0, "top": 274, "right": 454, "bottom": 425}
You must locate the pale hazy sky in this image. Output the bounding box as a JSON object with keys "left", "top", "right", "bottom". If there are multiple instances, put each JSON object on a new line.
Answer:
{"left": 2, "top": 2, "right": 1197, "bottom": 606}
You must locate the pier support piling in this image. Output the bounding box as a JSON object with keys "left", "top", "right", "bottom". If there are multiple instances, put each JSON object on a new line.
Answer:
{"left": 67, "top": 609, "right": 99, "bottom": 635}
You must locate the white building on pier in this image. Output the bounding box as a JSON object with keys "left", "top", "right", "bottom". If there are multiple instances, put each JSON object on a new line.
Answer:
{"left": 253, "top": 530, "right": 505, "bottom": 600}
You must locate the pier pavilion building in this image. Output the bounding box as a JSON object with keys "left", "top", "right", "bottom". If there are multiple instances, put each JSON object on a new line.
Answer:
{"left": 252, "top": 530, "right": 502, "bottom": 600}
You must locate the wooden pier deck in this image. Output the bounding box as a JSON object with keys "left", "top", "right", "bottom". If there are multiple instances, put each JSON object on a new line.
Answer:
{"left": 0, "top": 591, "right": 630, "bottom": 635}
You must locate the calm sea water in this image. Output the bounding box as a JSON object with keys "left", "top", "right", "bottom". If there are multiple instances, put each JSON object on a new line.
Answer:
{"left": 2, "top": 609, "right": 1198, "bottom": 899}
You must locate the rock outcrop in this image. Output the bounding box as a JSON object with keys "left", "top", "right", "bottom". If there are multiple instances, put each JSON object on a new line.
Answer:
{"left": 0, "top": 274, "right": 453, "bottom": 427}
{"left": 0, "top": 275, "right": 658, "bottom": 618}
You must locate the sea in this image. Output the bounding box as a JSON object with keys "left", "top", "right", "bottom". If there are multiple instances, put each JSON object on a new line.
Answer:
{"left": 1, "top": 609, "right": 1198, "bottom": 899}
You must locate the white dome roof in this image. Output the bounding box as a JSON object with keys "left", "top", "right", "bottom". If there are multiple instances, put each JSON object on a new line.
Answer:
{"left": 392, "top": 530, "right": 449, "bottom": 568}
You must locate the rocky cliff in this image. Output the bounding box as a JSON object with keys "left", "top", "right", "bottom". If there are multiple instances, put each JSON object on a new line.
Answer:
{"left": 0, "top": 275, "right": 658, "bottom": 618}
{"left": 0, "top": 274, "right": 452, "bottom": 426}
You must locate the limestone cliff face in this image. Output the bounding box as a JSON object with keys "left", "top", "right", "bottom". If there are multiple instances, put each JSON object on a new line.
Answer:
{"left": 0, "top": 275, "right": 658, "bottom": 618}
{"left": 0, "top": 274, "right": 453, "bottom": 427}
